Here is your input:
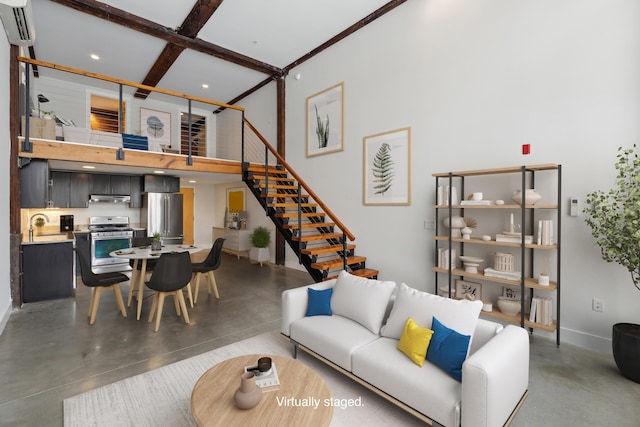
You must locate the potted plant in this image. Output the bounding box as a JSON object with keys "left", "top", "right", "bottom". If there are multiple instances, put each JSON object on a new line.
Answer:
{"left": 34, "top": 217, "right": 45, "bottom": 235}
{"left": 151, "top": 232, "right": 162, "bottom": 251}
{"left": 584, "top": 144, "right": 640, "bottom": 383}
{"left": 249, "top": 226, "right": 271, "bottom": 266}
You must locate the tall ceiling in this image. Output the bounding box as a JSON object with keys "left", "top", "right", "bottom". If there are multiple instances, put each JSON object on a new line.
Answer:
{"left": 29, "top": 0, "right": 406, "bottom": 105}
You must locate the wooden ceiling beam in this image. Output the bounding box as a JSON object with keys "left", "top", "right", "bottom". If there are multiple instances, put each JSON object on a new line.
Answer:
{"left": 50, "top": 0, "right": 281, "bottom": 76}
{"left": 134, "top": 0, "right": 224, "bottom": 99}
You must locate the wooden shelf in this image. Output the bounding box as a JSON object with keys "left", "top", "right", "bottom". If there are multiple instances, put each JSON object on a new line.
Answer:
{"left": 432, "top": 164, "right": 559, "bottom": 178}
{"left": 433, "top": 203, "right": 558, "bottom": 210}
{"left": 480, "top": 307, "right": 557, "bottom": 333}
{"left": 433, "top": 235, "right": 558, "bottom": 250}
{"left": 432, "top": 267, "right": 557, "bottom": 291}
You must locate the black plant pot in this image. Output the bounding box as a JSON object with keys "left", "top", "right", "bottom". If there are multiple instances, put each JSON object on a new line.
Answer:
{"left": 612, "top": 323, "right": 640, "bottom": 383}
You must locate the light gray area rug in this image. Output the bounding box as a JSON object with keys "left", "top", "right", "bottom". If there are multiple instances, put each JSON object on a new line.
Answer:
{"left": 63, "top": 330, "right": 423, "bottom": 426}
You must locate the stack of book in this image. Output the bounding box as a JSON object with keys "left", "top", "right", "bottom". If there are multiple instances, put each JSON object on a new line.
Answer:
{"left": 437, "top": 248, "right": 457, "bottom": 269}
{"left": 529, "top": 296, "right": 553, "bottom": 325}
{"left": 460, "top": 200, "right": 494, "bottom": 206}
{"left": 484, "top": 267, "right": 521, "bottom": 281}
{"left": 245, "top": 362, "right": 281, "bottom": 392}
{"left": 537, "top": 220, "right": 554, "bottom": 245}
{"left": 437, "top": 186, "right": 459, "bottom": 206}
{"left": 495, "top": 233, "right": 533, "bottom": 244}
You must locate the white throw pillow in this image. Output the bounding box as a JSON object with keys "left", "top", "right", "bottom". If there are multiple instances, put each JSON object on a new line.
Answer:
{"left": 380, "top": 283, "right": 482, "bottom": 340}
{"left": 330, "top": 270, "right": 396, "bottom": 334}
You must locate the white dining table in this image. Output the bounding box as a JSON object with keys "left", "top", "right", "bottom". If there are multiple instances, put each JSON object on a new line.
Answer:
{"left": 110, "top": 244, "right": 207, "bottom": 320}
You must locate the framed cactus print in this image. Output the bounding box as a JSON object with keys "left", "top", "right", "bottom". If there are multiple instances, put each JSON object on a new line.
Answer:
{"left": 363, "top": 127, "right": 411, "bottom": 206}
{"left": 306, "top": 82, "right": 344, "bottom": 157}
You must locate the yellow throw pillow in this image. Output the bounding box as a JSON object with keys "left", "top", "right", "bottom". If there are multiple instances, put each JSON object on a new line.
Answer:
{"left": 397, "top": 317, "right": 434, "bottom": 367}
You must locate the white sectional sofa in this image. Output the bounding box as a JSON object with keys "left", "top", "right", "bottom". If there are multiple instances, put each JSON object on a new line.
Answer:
{"left": 281, "top": 271, "right": 529, "bottom": 427}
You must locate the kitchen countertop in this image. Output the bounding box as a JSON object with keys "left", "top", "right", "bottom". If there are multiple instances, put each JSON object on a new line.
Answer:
{"left": 22, "top": 232, "right": 75, "bottom": 245}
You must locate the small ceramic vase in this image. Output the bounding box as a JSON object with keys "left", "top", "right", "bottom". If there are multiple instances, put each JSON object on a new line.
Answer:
{"left": 234, "top": 372, "right": 262, "bottom": 410}
{"left": 461, "top": 226, "right": 472, "bottom": 240}
{"left": 512, "top": 189, "right": 542, "bottom": 206}
{"left": 151, "top": 240, "right": 161, "bottom": 251}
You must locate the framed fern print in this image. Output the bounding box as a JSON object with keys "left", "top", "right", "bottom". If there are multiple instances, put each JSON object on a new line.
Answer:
{"left": 363, "top": 127, "right": 411, "bottom": 205}
{"left": 306, "top": 83, "right": 344, "bottom": 157}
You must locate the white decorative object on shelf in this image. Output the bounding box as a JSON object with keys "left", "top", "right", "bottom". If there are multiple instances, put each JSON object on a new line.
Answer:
{"left": 538, "top": 274, "right": 550, "bottom": 286}
{"left": 459, "top": 255, "right": 483, "bottom": 274}
{"left": 493, "top": 252, "right": 514, "bottom": 272}
{"left": 461, "top": 226, "right": 472, "bottom": 240}
{"left": 512, "top": 189, "right": 542, "bottom": 206}
{"left": 497, "top": 297, "right": 521, "bottom": 316}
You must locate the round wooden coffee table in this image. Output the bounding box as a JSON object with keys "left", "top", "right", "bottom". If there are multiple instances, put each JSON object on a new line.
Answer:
{"left": 191, "top": 354, "right": 333, "bottom": 427}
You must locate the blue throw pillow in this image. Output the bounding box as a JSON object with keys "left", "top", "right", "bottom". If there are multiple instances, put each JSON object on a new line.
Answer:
{"left": 306, "top": 288, "right": 333, "bottom": 316}
{"left": 426, "top": 316, "right": 471, "bottom": 382}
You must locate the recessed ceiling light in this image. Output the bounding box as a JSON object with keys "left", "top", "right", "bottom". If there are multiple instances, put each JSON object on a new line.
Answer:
{"left": 90, "top": 53, "right": 100, "bottom": 61}
{"left": 202, "top": 84, "right": 209, "bottom": 89}
{"left": 153, "top": 170, "right": 165, "bottom": 174}
{"left": 188, "top": 180, "right": 196, "bottom": 183}
{"left": 82, "top": 165, "right": 96, "bottom": 169}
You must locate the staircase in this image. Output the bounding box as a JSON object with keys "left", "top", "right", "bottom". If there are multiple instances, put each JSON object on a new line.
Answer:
{"left": 242, "top": 120, "right": 378, "bottom": 283}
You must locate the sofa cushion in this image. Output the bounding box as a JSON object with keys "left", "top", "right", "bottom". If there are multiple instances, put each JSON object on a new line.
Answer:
{"left": 352, "top": 337, "right": 462, "bottom": 427}
{"left": 426, "top": 316, "right": 471, "bottom": 382}
{"left": 306, "top": 288, "right": 333, "bottom": 316}
{"left": 380, "top": 283, "right": 482, "bottom": 345}
{"left": 330, "top": 270, "right": 396, "bottom": 334}
{"left": 397, "top": 317, "right": 434, "bottom": 366}
{"left": 290, "top": 314, "right": 379, "bottom": 371}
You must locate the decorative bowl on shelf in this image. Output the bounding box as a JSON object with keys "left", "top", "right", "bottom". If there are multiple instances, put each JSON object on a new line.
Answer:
{"left": 459, "top": 256, "right": 483, "bottom": 274}
{"left": 512, "top": 189, "right": 542, "bottom": 206}
{"left": 497, "top": 297, "right": 521, "bottom": 316}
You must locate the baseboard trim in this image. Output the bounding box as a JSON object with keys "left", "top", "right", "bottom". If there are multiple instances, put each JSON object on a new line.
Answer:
{"left": 0, "top": 302, "right": 11, "bottom": 336}
{"left": 558, "top": 326, "right": 612, "bottom": 354}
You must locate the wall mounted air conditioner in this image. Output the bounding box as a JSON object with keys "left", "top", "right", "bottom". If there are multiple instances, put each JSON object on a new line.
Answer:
{"left": 0, "top": 0, "right": 35, "bottom": 46}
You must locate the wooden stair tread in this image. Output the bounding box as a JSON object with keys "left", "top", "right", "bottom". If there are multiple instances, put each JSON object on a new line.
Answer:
{"left": 283, "top": 222, "right": 335, "bottom": 230}
{"left": 301, "top": 244, "right": 356, "bottom": 256}
{"left": 275, "top": 212, "right": 325, "bottom": 219}
{"left": 292, "top": 233, "right": 343, "bottom": 242}
{"left": 250, "top": 175, "right": 295, "bottom": 182}
{"left": 261, "top": 192, "right": 310, "bottom": 199}
{"left": 311, "top": 255, "right": 367, "bottom": 270}
{"left": 244, "top": 165, "right": 284, "bottom": 173}
{"left": 270, "top": 202, "right": 316, "bottom": 208}
{"left": 325, "top": 268, "right": 379, "bottom": 281}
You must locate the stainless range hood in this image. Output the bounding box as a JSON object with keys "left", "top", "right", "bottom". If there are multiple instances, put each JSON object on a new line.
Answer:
{"left": 89, "top": 194, "right": 131, "bottom": 203}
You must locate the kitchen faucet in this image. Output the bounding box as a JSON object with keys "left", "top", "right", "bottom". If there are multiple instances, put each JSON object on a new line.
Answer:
{"left": 28, "top": 213, "right": 50, "bottom": 242}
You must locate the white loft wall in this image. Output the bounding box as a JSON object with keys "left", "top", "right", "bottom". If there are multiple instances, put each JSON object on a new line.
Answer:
{"left": 0, "top": 36, "right": 11, "bottom": 333}
{"left": 242, "top": 0, "right": 640, "bottom": 352}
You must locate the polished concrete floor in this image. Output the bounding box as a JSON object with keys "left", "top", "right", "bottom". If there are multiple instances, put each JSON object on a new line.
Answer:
{"left": 1, "top": 253, "right": 639, "bottom": 426}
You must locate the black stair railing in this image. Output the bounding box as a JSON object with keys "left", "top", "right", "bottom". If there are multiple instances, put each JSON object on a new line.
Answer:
{"left": 242, "top": 119, "right": 354, "bottom": 278}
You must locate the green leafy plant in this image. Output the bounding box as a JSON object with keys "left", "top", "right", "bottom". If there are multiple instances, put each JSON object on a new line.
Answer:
{"left": 250, "top": 226, "right": 271, "bottom": 248}
{"left": 372, "top": 142, "right": 394, "bottom": 195}
{"left": 315, "top": 105, "right": 329, "bottom": 148}
{"left": 152, "top": 232, "right": 161, "bottom": 242}
{"left": 584, "top": 144, "right": 640, "bottom": 291}
{"left": 34, "top": 217, "right": 45, "bottom": 228}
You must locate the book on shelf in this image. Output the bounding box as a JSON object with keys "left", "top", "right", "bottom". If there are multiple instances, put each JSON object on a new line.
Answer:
{"left": 244, "top": 362, "right": 280, "bottom": 392}
{"left": 437, "top": 185, "right": 458, "bottom": 206}
{"left": 529, "top": 296, "right": 553, "bottom": 325}
{"left": 484, "top": 267, "right": 521, "bottom": 280}
{"left": 437, "top": 248, "right": 457, "bottom": 269}
{"left": 460, "top": 200, "right": 494, "bottom": 206}
{"left": 537, "top": 220, "right": 554, "bottom": 246}
{"left": 495, "top": 234, "right": 533, "bottom": 244}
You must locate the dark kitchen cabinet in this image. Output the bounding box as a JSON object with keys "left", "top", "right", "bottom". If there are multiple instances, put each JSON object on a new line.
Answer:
{"left": 110, "top": 175, "right": 131, "bottom": 195}
{"left": 89, "top": 174, "right": 111, "bottom": 194}
{"left": 22, "top": 241, "right": 74, "bottom": 302}
{"left": 130, "top": 176, "right": 142, "bottom": 208}
{"left": 143, "top": 174, "right": 180, "bottom": 193}
{"left": 50, "top": 171, "right": 70, "bottom": 208}
{"left": 20, "top": 159, "right": 49, "bottom": 208}
{"left": 50, "top": 172, "right": 90, "bottom": 208}
{"left": 74, "top": 232, "right": 90, "bottom": 275}
{"left": 69, "top": 173, "right": 90, "bottom": 208}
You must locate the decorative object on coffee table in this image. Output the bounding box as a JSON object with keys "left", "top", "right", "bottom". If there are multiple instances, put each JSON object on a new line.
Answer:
{"left": 234, "top": 372, "right": 262, "bottom": 410}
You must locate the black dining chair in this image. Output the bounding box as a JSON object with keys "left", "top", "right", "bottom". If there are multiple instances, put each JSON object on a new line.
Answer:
{"left": 146, "top": 251, "right": 193, "bottom": 332}
{"left": 192, "top": 238, "right": 225, "bottom": 304}
{"left": 74, "top": 248, "right": 129, "bottom": 325}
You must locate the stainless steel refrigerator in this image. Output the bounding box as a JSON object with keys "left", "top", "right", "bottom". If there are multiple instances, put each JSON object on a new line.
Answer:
{"left": 141, "top": 193, "right": 184, "bottom": 245}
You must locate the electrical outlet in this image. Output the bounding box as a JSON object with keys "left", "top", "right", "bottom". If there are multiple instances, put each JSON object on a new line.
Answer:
{"left": 592, "top": 298, "right": 604, "bottom": 312}
{"left": 424, "top": 220, "right": 435, "bottom": 230}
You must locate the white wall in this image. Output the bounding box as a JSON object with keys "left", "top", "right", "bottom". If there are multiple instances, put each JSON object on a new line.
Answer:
{"left": 0, "top": 38, "right": 13, "bottom": 333}
{"left": 239, "top": 0, "right": 640, "bottom": 352}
